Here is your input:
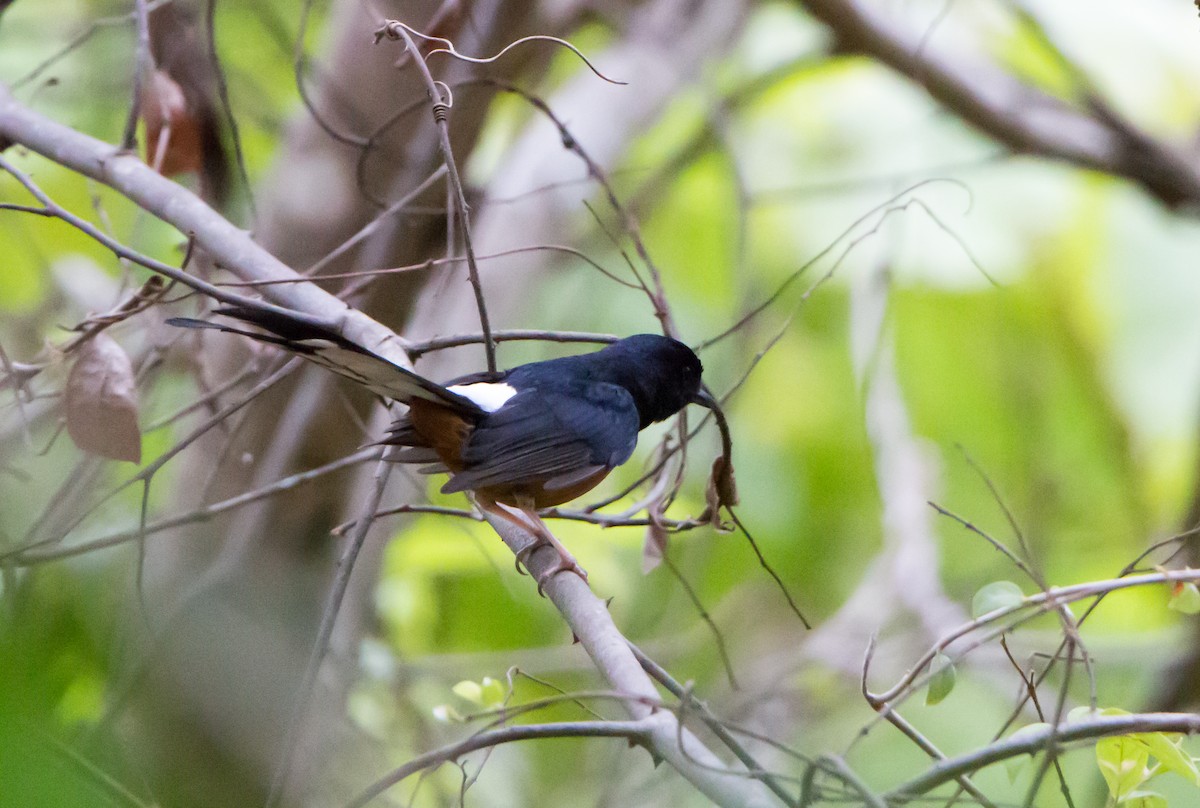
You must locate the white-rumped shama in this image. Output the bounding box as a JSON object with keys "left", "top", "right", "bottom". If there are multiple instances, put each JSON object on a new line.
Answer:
{"left": 168, "top": 307, "right": 715, "bottom": 585}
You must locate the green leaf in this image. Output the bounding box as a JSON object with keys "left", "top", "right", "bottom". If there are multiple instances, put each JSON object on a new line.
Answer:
{"left": 1097, "top": 735, "right": 1152, "bottom": 799}
{"left": 925, "top": 653, "right": 956, "bottom": 706}
{"left": 55, "top": 672, "right": 106, "bottom": 724}
{"left": 1135, "top": 732, "right": 1200, "bottom": 786}
{"left": 1169, "top": 582, "right": 1200, "bottom": 615}
{"left": 1004, "top": 723, "right": 1051, "bottom": 783}
{"left": 480, "top": 676, "right": 506, "bottom": 708}
{"left": 452, "top": 680, "right": 484, "bottom": 706}
{"left": 972, "top": 581, "right": 1025, "bottom": 619}
{"left": 1117, "top": 790, "right": 1168, "bottom": 808}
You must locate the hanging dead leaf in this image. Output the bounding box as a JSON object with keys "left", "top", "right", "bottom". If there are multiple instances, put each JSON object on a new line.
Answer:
{"left": 642, "top": 517, "right": 668, "bottom": 574}
{"left": 704, "top": 455, "right": 738, "bottom": 530}
{"left": 65, "top": 333, "right": 142, "bottom": 463}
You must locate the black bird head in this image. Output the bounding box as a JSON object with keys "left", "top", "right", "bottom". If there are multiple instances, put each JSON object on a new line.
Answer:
{"left": 594, "top": 334, "right": 705, "bottom": 428}
{"left": 488, "top": 333, "right": 708, "bottom": 429}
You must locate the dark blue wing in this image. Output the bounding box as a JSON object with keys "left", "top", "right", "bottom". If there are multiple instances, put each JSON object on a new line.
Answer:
{"left": 441, "top": 380, "right": 639, "bottom": 494}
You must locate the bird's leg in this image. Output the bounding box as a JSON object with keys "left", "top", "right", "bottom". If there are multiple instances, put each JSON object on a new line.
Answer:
{"left": 520, "top": 508, "right": 588, "bottom": 595}
{"left": 477, "top": 500, "right": 545, "bottom": 576}
{"left": 481, "top": 499, "right": 588, "bottom": 593}
{"left": 511, "top": 512, "right": 555, "bottom": 575}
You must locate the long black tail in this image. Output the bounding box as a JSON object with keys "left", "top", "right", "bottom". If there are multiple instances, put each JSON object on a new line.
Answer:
{"left": 167, "top": 307, "right": 482, "bottom": 415}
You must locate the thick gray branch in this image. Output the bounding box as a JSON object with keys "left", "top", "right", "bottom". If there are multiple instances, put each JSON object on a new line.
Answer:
{"left": 485, "top": 514, "right": 778, "bottom": 808}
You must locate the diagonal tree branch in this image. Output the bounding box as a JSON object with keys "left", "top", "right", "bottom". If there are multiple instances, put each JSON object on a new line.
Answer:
{"left": 792, "top": 0, "right": 1200, "bottom": 210}
{"left": 0, "top": 83, "right": 411, "bottom": 363}
{"left": 484, "top": 513, "right": 778, "bottom": 808}
{"left": 345, "top": 719, "right": 654, "bottom": 808}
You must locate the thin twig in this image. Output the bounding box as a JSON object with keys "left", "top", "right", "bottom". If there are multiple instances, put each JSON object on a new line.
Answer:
{"left": 485, "top": 80, "right": 679, "bottom": 337}
{"left": 345, "top": 720, "right": 651, "bottom": 808}
{"left": 888, "top": 712, "right": 1200, "bottom": 800}
{"left": 871, "top": 708, "right": 997, "bottom": 808}
{"left": 868, "top": 569, "right": 1200, "bottom": 706}
{"left": 0, "top": 84, "right": 416, "bottom": 365}
{"left": 9, "top": 449, "right": 378, "bottom": 566}
{"left": 660, "top": 550, "right": 740, "bottom": 690}
{"left": 387, "top": 20, "right": 626, "bottom": 86}
{"left": 377, "top": 22, "right": 496, "bottom": 372}
{"left": 204, "top": 0, "right": 255, "bottom": 214}
{"left": 3, "top": 360, "right": 300, "bottom": 560}
{"left": 409, "top": 328, "right": 616, "bottom": 359}
{"left": 630, "top": 643, "right": 800, "bottom": 807}
{"left": 122, "top": 0, "right": 152, "bottom": 151}
{"left": 0, "top": 156, "right": 336, "bottom": 328}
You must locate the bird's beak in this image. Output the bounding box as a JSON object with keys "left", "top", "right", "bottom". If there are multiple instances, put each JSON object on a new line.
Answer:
{"left": 691, "top": 387, "right": 719, "bottom": 410}
{"left": 690, "top": 386, "right": 734, "bottom": 463}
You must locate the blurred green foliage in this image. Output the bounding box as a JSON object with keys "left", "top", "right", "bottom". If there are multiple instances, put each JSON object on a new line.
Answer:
{"left": 3, "top": 0, "right": 1200, "bottom": 806}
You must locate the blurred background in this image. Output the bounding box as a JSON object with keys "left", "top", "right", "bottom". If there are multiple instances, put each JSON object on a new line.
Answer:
{"left": 2, "top": 0, "right": 1200, "bottom": 805}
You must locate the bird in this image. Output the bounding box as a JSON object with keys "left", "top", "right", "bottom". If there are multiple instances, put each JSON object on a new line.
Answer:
{"left": 167, "top": 307, "right": 715, "bottom": 587}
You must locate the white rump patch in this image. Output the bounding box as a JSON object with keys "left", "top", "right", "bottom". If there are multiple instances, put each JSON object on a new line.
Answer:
{"left": 447, "top": 382, "right": 517, "bottom": 413}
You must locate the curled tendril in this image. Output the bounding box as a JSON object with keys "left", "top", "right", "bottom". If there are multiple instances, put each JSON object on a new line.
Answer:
{"left": 377, "top": 20, "right": 627, "bottom": 86}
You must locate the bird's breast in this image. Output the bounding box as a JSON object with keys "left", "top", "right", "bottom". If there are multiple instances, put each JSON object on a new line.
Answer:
{"left": 476, "top": 467, "right": 613, "bottom": 509}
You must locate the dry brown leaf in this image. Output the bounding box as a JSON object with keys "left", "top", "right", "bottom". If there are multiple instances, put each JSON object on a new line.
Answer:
{"left": 65, "top": 333, "right": 142, "bottom": 463}
{"left": 642, "top": 517, "right": 668, "bottom": 574}
{"left": 140, "top": 68, "right": 203, "bottom": 177}
{"left": 704, "top": 455, "right": 738, "bottom": 531}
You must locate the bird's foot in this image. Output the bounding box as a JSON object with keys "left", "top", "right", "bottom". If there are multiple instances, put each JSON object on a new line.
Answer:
{"left": 513, "top": 538, "right": 549, "bottom": 576}
{"left": 515, "top": 537, "right": 588, "bottom": 594}
{"left": 481, "top": 500, "right": 588, "bottom": 594}
{"left": 535, "top": 550, "right": 588, "bottom": 597}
